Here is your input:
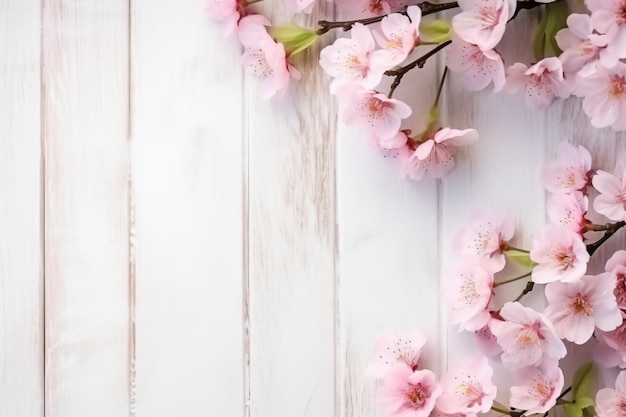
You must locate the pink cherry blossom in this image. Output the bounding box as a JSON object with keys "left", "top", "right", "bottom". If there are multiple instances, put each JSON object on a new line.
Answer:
{"left": 377, "top": 365, "right": 442, "bottom": 417}
{"left": 593, "top": 168, "right": 626, "bottom": 220}
{"left": 453, "top": 209, "right": 515, "bottom": 272}
{"left": 205, "top": 0, "right": 247, "bottom": 35}
{"left": 404, "top": 128, "right": 478, "bottom": 180}
{"left": 540, "top": 142, "right": 592, "bottom": 194}
{"left": 474, "top": 322, "right": 503, "bottom": 357}
{"left": 588, "top": 0, "right": 626, "bottom": 60}
{"left": 339, "top": 87, "right": 412, "bottom": 141}
{"left": 319, "top": 23, "right": 383, "bottom": 93}
{"left": 445, "top": 36, "right": 506, "bottom": 92}
{"left": 596, "top": 371, "right": 626, "bottom": 417}
{"left": 530, "top": 224, "right": 589, "bottom": 284}
{"left": 370, "top": 6, "right": 422, "bottom": 71}
{"left": 451, "top": 0, "right": 516, "bottom": 50}
{"left": 606, "top": 250, "right": 626, "bottom": 309}
{"left": 556, "top": 14, "right": 612, "bottom": 77}
{"left": 286, "top": 0, "right": 316, "bottom": 13}
{"left": 365, "top": 328, "right": 428, "bottom": 379}
{"left": 238, "top": 15, "right": 300, "bottom": 99}
{"left": 595, "top": 316, "right": 626, "bottom": 368}
{"left": 442, "top": 258, "right": 494, "bottom": 332}
{"left": 546, "top": 191, "right": 589, "bottom": 234}
{"left": 577, "top": 63, "right": 626, "bottom": 130}
{"left": 544, "top": 273, "right": 622, "bottom": 344}
{"left": 504, "top": 58, "right": 570, "bottom": 110}
{"left": 489, "top": 302, "right": 567, "bottom": 370}
{"left": 335, "top": 0, "right": 408, "bottom": 18}
{"left": 437, "top": 356, "right": 497, "bottom": 414}
{"left": 509, "top": 362, "right": 564, "bottom": 414}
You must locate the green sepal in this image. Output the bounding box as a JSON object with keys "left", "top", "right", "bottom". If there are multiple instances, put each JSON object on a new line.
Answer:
{"left": 419, "top": 20, "right": 452, "bottom": 44}
{"left": 533, "top": 0, "right": 569, "bottom": 60}
{"left": 504, "top": 249, "right": 537, "bottom": 269}
{"left": 269, "top": 24, "right": 319, "bottom": 56}
{"left": 563, "top": 363, "right": 596, "bottom": 417}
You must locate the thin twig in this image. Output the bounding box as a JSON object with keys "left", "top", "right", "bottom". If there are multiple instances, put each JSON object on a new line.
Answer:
{"left": 586, "top": 221, "right": 626, "bottom": 256}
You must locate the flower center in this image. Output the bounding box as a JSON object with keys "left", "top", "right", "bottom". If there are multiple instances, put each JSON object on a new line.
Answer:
{"left": 368, "top": 0, "right": 385, "bottom": 14}
{"left": 570, "top": 293, "right": 593, "bottom": 316}
{"left": 518, "top": 322, "right": 543, "bottom": 346}
{"left": 554, "top": 247, "right": 574, "bottom": 269}
{"left": 405, "top": 383, "right": 428, "bottom": 409}
{"left": 616, "top": 274, "right": 626, "bottom": 307}
{"left": 609, "top": 75, "right": 626, "bottom": 98}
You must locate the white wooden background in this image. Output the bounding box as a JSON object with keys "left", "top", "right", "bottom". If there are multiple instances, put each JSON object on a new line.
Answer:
{"left": 1, "top": 1, "right": 626, "bottom": 416}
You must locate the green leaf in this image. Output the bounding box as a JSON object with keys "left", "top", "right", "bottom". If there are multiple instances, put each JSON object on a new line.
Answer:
{"left": 419, "top": 20, "right": 452, "bottom": 44}
{"left": 504, "top": 249, "right": 537, "bottom": 269}
{"left": 576, "top": 396, "right": 595, "bottom": 409}
{"left": 563, "top": 403, "right": 583, "bottom": 417}
{"left": 269, "top": 24, "right": 319, "bottom": 56}
{"left": 572, "top": 362, "right": 595, "bottom": 401}
{"left": 533, "top": 0, "right": 569, "bottom": 60}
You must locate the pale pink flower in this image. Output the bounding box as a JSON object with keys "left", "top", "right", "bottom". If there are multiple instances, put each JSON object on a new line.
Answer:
{"left": 544, "top": 273, "right": 622, "bottom": 344}
{"left": 377, "top": 129, "right": 410, "bottom": 150}
{"left": 509, "top": 362, "right": 564, "bottom": 414}
{"left": 335, "top": 0, "right": 408, "bottom": 18}
{"left": 577, "top": 63, "right": 626, "bottom": 130}
{"left": 593, "top": 168, "right": 626, "bottom": 220}
{"left": 453, "top": 209, "right": 515, "bottom": 272}
{"left": 404, "top": 128, "right": 478, "bottom": 180}
{"left": 286, "top": 0, "right": 316, "bottom": 13}
{"left": 504, "top": 58, "right": 570, "bottom": 110}
{"left": 365, "top": 328, "right": 428, "bottom": 379}
{"left": 474, "top": 322, "right": 503, "bottom": 357}
{"left": 319, "top": 23, "right": 383, "bottom": 93}
{"left": 445, "top": 36, "right": 506, "bottom": 92}
{"left": 489, "top": 302, "right": 567, "bottom": 370}
{"left": 377, "top": 365, "right": 442, "bottom": 417}
{"left": 546, "top": 192, "right": 589, "bottom": 234}
{"left": 588, "top": 0, "right": 626, "bottom": 60}
{"left": 540, "top": 142, "right": 592, "bottom": 195}
{"left": 595, "top": 317, "right": 626, "bottom": 368}
{"left": 339, "top": 87, "right": 412, "bottom": 140}
{"left": 606, "top": 250, "right": 626, "bottom": 309}
{"left": 370, "top": 6, "right": 422, "bottom": 71}
{"left": 205, "top": 0, "right": 247, "bottom": 35}
{"left": 530, "top": 224, "right": 589, "bottom": 284}
{"left": 443, "top": 258, "right": 494, "bottom": 332}
{"left": 437, "top": 356, "right": 497, "bottom": 414}
{"left": 451, "top": 0, "right": 516, "bottom": 50}
{"left": 556, "top": 14, "right": 612, "bottom": 77}
{"left": 238, "top": 15, "right": 300, "bottom": 99}
{"left": 596, "top": 371, "right": 626, "bottom": 417}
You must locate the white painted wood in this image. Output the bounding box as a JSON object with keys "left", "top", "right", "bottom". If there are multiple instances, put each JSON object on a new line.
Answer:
{"left": 130, "top": 1, "right": 245, "bottom": 416}
{"left": 246, "top": 4, "right": 337, "bottom": 417}
{"left": 42, "top": 1, "right": 130, "bottom": 416}
{"left": 0, "top": 1, "right": 44, "bottom": 416}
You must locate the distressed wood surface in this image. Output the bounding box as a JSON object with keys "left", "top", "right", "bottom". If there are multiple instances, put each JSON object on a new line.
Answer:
{"left": 0, "top": 1, "right": 44, "bottom": 416}
{"left": 42, "top": 1, "right": 130, "bottom": 416}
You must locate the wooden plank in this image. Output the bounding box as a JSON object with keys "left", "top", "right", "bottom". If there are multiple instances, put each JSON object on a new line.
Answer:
{"left": 130, "top": 1, "right": 245, "bottom": 416}
{"left": 246, "top": 3, "right": 337, "bottom": 417}
{"left": 42, "top": 1, "right": 130, "bottom": 416}
{"left": 0, "top": 1, "right": 44, "bottom": 416}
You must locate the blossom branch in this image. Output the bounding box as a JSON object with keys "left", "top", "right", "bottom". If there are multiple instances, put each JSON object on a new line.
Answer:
{"left": 494, "top": 271, "right": 531, "bottom": 288}
{"left": 586, "top": 221, "right": 626, "bottom": 256}
{"left": 513, "top": 281, "right": 535, "bottom": 302}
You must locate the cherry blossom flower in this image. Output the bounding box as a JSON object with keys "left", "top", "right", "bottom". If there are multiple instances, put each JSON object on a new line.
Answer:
{"left": 286, "top": 0, "right": 316, "bottom": 13}
{"left": 587, "top": 0, "right": 626, "bottom": 61}
{"left": 437, "top": 356, "right": 497, "bottom": 414}
{"left": 577, "top": 63, "right": 626, "bottom": 130}
{"left": 339, "top": 87, "right": 412, "bottom": 141}
{"left": 474, "top": 322, "right": 503, "bottom": 357}
{"left": 606, "top": 250, "right": 626, "bottom": 309}
{"left": 556, "top": 14, "right": 611, "bottom": 78}
{"left": 540, "top": 142, "right": 592, "bottom": 195}
{"left": 530, "top": 224, "right": 589, "bottom": 284}
{"left": 595, "top": 317, "right": 626, "bottom": 368}
{"left": 443, "top": 258, "right": 494, "bottom": 332}
{"left": 370, "top": 6, "right": 422, "bottom": 71}
{"left": 453, "top": 209, "right": 515, "bottom": 272}
{"left": 504, "top": 58, "right": 570, "bottom": 110}
{"left": 335, "top": 0, "right": 408, "bottom": 18}
{"left": 509, "top": 362, "right": 564, "bottom": 414}
{"left": 205, "top": 0, "right": 247, "bottom": 35}
{"left": 546, "top": 191, "right": 589, "bottom": 234}
{"left": 451, "top": 0, "right": 516, "bottom": 50}
{"left": 446, "top": 36, "right": 506, "bottom": 92}
{"left": 319, "top": 23, "right": 383, "bottom": 93}
{"left": 404, "top": 128, "right": 479, "bottom": 180}
{"left": 238, "top": 15, "right": 300, "bottom": 99}
{"left": 544, "top": 273, "right": 622, "bottom": 344}
{"left": 489, "top": 302, "right": 567, "bottom": 370}
{"left": 377, "top": 365, "right": 442, "bottom": 417}
{"left": 596, "top": 371, "right": 626, "bottom": 417}
{"left": 365, "top": 328, "right": 428, "bottom": 379}
{"left": 593, "top": 168, "right": 626, "bottom": 220}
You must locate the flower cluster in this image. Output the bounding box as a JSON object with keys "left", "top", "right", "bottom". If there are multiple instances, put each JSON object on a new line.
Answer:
{"left": 367, "top": 143, "right": 626, "bottom": 417}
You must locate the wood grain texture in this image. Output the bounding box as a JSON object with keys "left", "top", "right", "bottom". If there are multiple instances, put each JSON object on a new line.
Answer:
{"left": 246, "top": 3, "right": 337, "bottom": 417}
{"left": 131, "top": 1, "right": 245, "bottom": 415}
{"left": 0, "top": 1, "right": 44, "bottom": 416}
{"left": 42, "top": 1, "right": 130, "bottom": 415}
{"left": 336, "top": 41, "right": 445, "bottom": 417}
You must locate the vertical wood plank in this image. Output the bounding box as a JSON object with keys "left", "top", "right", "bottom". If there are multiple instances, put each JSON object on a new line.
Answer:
{"left": 0, "top": 1, "right": 44, "bottom": 416}
{"left": 42, "top": 1, "right": 130, "bottom": 416}
{"left": 131, "top": 1, "right": 245, "bottom": 416}
{"left": 246, "top": 4, "right": 337, "bottom": 417}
